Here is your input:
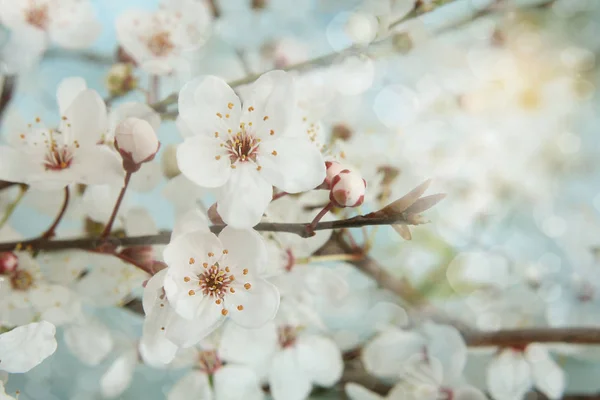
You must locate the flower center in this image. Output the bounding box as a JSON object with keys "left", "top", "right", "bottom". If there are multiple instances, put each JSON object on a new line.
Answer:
{"left": 44, "top": 145, "right": 73, "bottom": 171}
{"left": 225, "top": 131, "right": 260, "bottom": 163}
{"left": 197, "top": 350, "right": 222, "bottom": 375}
{"left": 25, "top": 4, "right": 49, "bottom": 30}
{"left": 278, "top": 325, "right": 298, "bottom": 348}
{"left": 10, "top": 270, "right": 34, "bottom": 291}
{"left": 147, "top": 31, "right": 175, "bottom": 57}
{"left": 198, "top": 264, "right": 233, "bottom": 299}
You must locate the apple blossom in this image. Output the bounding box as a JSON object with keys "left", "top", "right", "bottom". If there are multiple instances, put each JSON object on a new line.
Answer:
{"left": 0, "top": 78, "right": 124, "bottom": 190}
{"left": 330, "top": 169, "right": 367, "bottom": 207}
{"left": 114, "top": 117, "right": 160, "bottom": 171}
{"left": 115, "top": 0, "right": 212, "bottom": 75}
{"left": 0, "top": 321, "right": 57, "bottom": 373}
{"left": 176, "top": 70, "right": 326, "bottom": 228}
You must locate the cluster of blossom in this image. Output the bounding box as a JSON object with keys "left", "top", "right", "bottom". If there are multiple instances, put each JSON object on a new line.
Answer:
{"left": 1, "top": 0, "right": 600, "bottom": 399}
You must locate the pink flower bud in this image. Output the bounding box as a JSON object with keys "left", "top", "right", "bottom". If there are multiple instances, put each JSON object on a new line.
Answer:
{"left": 0, "top": 252, "right": 18, "bottom": 274}
{"left": 325, "top": 161, "right": 345, "bottom": 187}
{"left": 115, "top": 117, "right": 160, "bottom": 172}
{"left": 330, "top": 170, "right": 366, "bottom": 207}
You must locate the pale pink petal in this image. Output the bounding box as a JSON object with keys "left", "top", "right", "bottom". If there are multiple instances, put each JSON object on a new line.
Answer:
{"left": 178, "top": 75, "right": 241, "bottom": 137}
{"left": 296, "top": 335, "right": 344, "bottom": 387}
{"left": 216, "top": 162, "right": 273, "bottom": 228}
{"left": 109, "top": 102, "right": 162, "bottom": 135}
{"left": 177, "top": 135, "right": 231, "bottom": 188}
{"left": 226, "top": 277, "right": 280, "bottom": 328}
{"left": 257, "top": 137, "right": 325, "bottom": 193}
{"left": 269, "top": 348, "right": 312, "bottom": 400}
{"left": 168, "top": 371, "right": 212, "bottom": 400}
{"left": 486, "top": 349, "right": 532, "bottom": 400}
{"left": 240, "top": 70, "right": 296, "bottom": 140}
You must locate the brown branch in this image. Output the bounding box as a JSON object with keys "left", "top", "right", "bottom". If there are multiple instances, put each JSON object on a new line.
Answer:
{"left": 0, "top": 212, "right": 414, "bottom": 252}
{"left": 463, "top": 327, "right": 600, "bottom": 347}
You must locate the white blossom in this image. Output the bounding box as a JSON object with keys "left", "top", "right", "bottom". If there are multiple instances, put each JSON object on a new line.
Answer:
{"left": 0, "top": 321, "right": 57, "bottom": 373}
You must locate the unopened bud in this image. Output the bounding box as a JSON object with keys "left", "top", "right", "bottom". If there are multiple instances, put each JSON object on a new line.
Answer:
{"left": 106, "top": 63, "right": 137, "bottom": 97}
{"left": 330, "top": 170, "right": 366, "bottom": 207}
{"left": 115, "top": 117, "right": 161, "bottom": 172}
{"left": 324, "top": 161, "right": 345, "bottom": 188}
{"left": 0, "top": 252, "right": 18, "bottom": 274}
{"left": 208, "top": 203, "right": 224, "bottom": 225}
{"left": 161, "top": 144, "right": 181, "bottom": 179}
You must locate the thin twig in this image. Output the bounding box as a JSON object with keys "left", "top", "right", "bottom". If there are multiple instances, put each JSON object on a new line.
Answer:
{"left": 0, "top": 185, "right": 28, "bottom": 229}
{"left": 41, "top": 186, "right": 70, "bottom": 239}
{"left": 463, "top": 327, "right": 600, "bottom": 347}
{"left": 101, "top": 172, "right": 132, "bottom": 239}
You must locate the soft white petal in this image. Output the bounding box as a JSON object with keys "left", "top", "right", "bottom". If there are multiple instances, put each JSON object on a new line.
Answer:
{"left": 163, "top": 230, "right": 223, "bottom": 273}
{"left": 57, "top": 77, "right": 87, "bottom": 116}
{"left": 177, "top": 134, "right": 231, "bottom": 187}
{"left": 0, "top": 321, "right": 57, "bottom": 373}
{"left": 454, "top": 386, "right": 489, "bottom": 400}
{"left": 296, "top": 334, "right": 344, "bottom": 387}
{"left": 214, "top": 365, "right": 264, "bottom": 400}
{"left": 171, "top": 209, "right": 211, "bottom": 239}
{"left": 218, "top": 227, "right": 268, "bottom": 274}
{"left": 100, "top": 350, "right": 138, "bottom": 399}
{"left": 62, "top": 89, "right": 108, "bottom": 146}
{"left": 486, "top": 349, "right": 532, "bottom": 400}
{"left": 241, "top": 70, "right": 296, "bottom": 140}
{"left": 269, "top": 348, "right": 312, "bottom": 400}
{"left": 257, "top": 137, "right": 325, "bottom": 193}
{"left": 139, "top": 308, "right": 179, "bottom": 367}
{"left": 216, "top": 162, "right": 272, "bottom": 228}
{"left": 361, "top": 328, "right": 425, "bottom": 379}
{"left": 226, "top": 278, "right": 280, "bottom": 328}
{"left": 168, "top": 370, "right": 212, "bottom": 400}
{"left": 524, "top": 344, "right": 565, "bottom": 399}
{"left": 345, "top": 383, "right": 384, "bottom": 400}
{"left": 0, "top": 146, "right": 31, "bottom": 184}
{"left": 29, "top": 284, "right": 81, "bottom": 326}
{"left": 70, "top": 146, "right": 125, "bottom": 186}
{"left": 422, "top": 322, "right": 467, "bottom": 383}
{"left": 109, "top": 102, "right": 162, "bottom": 134}
{"left": 64, "top": 318, "right": 113, "bottom": 366}
{"left": 178, "top": 75, "right": 241, "bottom": 137}
{"left": 164, "top": 305, "right": 225, "bottom": 348}
{"left": 124, "top": 207, "right": 158, "bottom": 236}
{"left": 219, "top": 322, "right": 278, "bottom": 378}
{"left": 142, "top": 269, "right": 167, "bottom": 314}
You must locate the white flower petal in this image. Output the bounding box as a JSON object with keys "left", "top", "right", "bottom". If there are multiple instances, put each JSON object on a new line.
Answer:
{"left": 344, "top": 383, "right": 384, "bottom": 400}
{"left": 217, "top": 162, "right": 272, "bottom": 228}
{"left": 0, "top": 146, "right": 31, "bottom": 184}
{"left": 361, "top": 328, "right": 425, "bottom": 379}
{"left": 71, "top": 145, "right": 125, "bottom": 186}
{"left": 218, "top": 227, "right": 268, "bottom": 274}
{"left": 178, "top": 75, "right": 241, "bottom": 137}
{"left": 226, "top": 277, "right": 280, "bottom": 328}
{"left": 219, "top": 322, "right": 278, "bottom": 378}
{"left": 296, "top": 335, "right": 344, "bottom": 387}
{"left": 422, "top": 322, "right": 467, "bottom": 383}
{"left": 64, "top": 318, "right": 113, "bottom": 366}
{"left": 164, "top": 305, "right": 225, "bottom": 348}
{"left": 241, "top": 70, "right": 296, "bottom": 140}
{"left": 0, "top": 321, "right": 57, "bottom": 373}
{"left": 168, "top": 370, "right": 212, "bottom": 400}
{"left": 163, "top": 230, "right": 223, "bottom": 272}
{"left": 177, "top": 134, "right": 231, "bottom": 188}
{"left": 524, "top": 344, "right": 565, "bottom": 399}
{"left": 171, "top": 209, "right": 211, "bottom": 239}
{"left": 29, "top": 284, "right": 81, "bottom": 326}
{"left": 100, "top": 350, "right": 138, "bottom": 399}
{"left": 139, "top": 307, "right": 179, "bottom": 367}
{"left": 454, "top": 386, "right": 489, "bottom": 400}
{"left": 143, "top": 269, "right": 167, "bottom": 314}
{"left": 486, "top": 349, "right": 532, "bottom": 400}
{"left": 109, "top": 102, "right": 162, "bottom": 134}
{"left": 56, "top": 77, "right": 87, "bottom": 116}
{"left": 62, "top": 89, "right": 108, "bottom": 146}
{"left": 257, "top": 137, "right": 325, "bottom": 193}
{"left": 214, "top": 365, "right": 264, "bottom": 400}
{"left": 269, "top": 348, "right": 312, "bottom": 400}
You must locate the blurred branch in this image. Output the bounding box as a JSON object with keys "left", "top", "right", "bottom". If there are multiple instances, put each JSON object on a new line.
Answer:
{"left": 0, "top": 75, "right": 16, "bottom": 128}
{"left": 43, "top": 49, "right": 114, "bottom": 65}
{"left": 463, "top": 327, "right": 600, "bottom": 347}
